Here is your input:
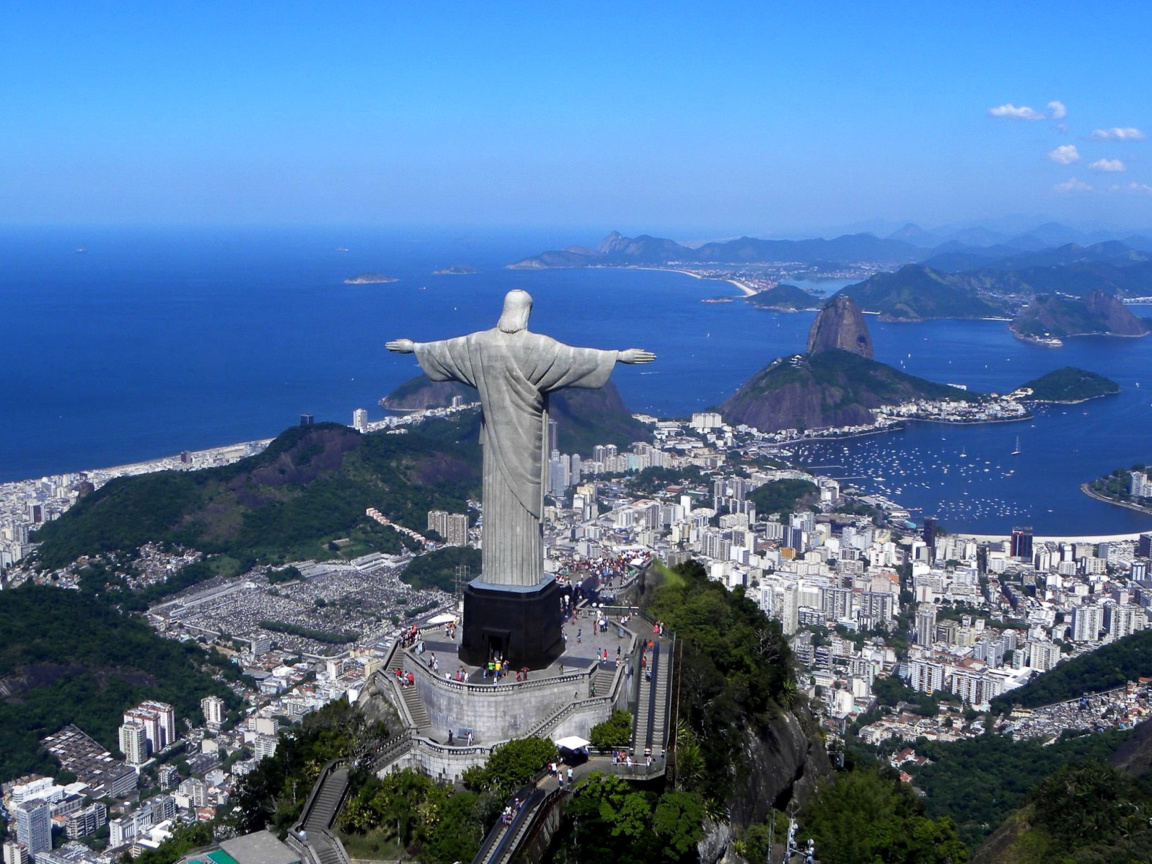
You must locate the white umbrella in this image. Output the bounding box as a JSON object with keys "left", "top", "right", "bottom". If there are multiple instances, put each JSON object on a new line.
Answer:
{"left": 554, "top": 735, "right": 591, "bottom": 750}
{"left": 426, "top": 612, "right": 456, "bottom": 625}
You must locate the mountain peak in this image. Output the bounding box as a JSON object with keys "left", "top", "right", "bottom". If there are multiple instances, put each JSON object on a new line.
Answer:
{"left": 806, "top": 295, "right": 874, "bottom": 359}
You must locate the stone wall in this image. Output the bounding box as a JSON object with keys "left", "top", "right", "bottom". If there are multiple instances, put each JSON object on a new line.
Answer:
{"left": 415, "top": 667, "right": 598, "bottom": 742}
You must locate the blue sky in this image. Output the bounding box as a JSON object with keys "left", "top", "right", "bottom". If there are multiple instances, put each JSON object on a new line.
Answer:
{"left": 1, "top": 2, "right": 1150, "bottom": 236}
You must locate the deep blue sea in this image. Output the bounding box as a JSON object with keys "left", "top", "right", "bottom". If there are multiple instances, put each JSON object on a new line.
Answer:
{"left": 3, "top": 227, "right": 1151, "bottom": 536}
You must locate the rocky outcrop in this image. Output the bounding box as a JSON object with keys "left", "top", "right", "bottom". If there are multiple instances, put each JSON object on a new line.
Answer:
{"left": 805, "top": 295, "right": 874, "bottom": 358}
{"left": 1083, "top": 289, "right": 1150, "bottom": 335}
{"left": 728, "top": 706, "right": 832, "bottom": 828}
{"left": 1011, "top": 290, "right": 1150, "bottom": 340}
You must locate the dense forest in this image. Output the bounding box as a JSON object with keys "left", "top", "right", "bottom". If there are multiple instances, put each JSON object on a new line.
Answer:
{"left": 0, "top": 584, "right": 242, "bottom": 780}
{"left": 31, "top": 418, "right": 482, "bottom": 570}
{"left": 400, "top": 545, "right": 481, "bottom": 591}
{"left": 909, "top": 729, "right": 1133, "bottom": 849}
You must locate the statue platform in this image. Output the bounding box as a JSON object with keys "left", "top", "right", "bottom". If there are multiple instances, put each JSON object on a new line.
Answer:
{"left": 459, "top": 577, "right": 565, "bottom": 669}
{"left": 378, "top": 608, "right": 645, "bottom": 746}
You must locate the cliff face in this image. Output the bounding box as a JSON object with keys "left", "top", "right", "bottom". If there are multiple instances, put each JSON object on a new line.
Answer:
{"left": 806, "top": 295, "right": 874, "bottom": 358}
{"left": 728, "top": 705, "right": 832, "bottom": 828}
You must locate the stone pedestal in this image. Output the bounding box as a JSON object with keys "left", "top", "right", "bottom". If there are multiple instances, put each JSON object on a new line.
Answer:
{"left": 460, "top": 578, "right": 564, "bottom": 669}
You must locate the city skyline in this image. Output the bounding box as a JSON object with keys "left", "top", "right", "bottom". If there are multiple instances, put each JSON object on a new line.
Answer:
{"left": 1, "top": 2, "right": 1150, "bottom": 235}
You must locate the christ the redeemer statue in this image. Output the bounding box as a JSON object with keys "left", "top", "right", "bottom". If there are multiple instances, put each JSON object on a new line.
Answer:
{"left": 387, "top": 289, "right": 654, "bottom": 666}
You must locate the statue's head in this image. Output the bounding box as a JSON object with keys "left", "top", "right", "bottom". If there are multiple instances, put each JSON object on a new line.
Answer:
{"left": 497, "top": 289, "right": 533, "bottom": 333}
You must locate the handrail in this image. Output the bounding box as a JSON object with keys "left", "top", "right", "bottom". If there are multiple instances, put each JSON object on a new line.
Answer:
{"left": 293, "top": 757, "right": 348, "bottom": 835}
{"left": 398, "top": 649, "right": 595, "bottom": 694}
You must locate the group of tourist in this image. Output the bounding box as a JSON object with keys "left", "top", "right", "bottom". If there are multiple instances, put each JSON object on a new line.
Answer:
{"left": 500, "top": 796, "right": 523, "bottom": 826}
{"left": 609, "top": 750, "right": 656, "bottom": 772}
{"left": 392, "top": 667, "right": 415, "bottom": 687}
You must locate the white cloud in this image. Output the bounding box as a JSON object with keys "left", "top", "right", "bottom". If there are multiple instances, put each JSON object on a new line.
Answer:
{"left": 1126, "top": 182, "right": 1152, "bottom": 195}
{"left": 1048, "top": 101, "right": 1067, "bottom": 120}
{"left": 1049, "top": 144, "right": 1081, "bottom": 165}
{"left": 989, "top": 103, "right": 1046, "bottom": 120}
{"left": 1090, "top": 127, "right": 1146, "bottom": 141}
{"left": 1088, "top": 158, "right": 1126, "bottom": 172}
{"left": 1054, "top": 177, "right": 1092, "bottom": 193}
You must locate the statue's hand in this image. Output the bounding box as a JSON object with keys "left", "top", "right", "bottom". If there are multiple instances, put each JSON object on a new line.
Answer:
{"left": 386, "top": 339, "right": 416, "bottom": 354}
{"left": 618, "top": 348, "right": 656, "bottom": 365}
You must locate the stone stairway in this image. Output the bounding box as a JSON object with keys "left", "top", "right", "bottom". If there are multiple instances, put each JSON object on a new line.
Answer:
{"left": 398, "top": 681, "right": 432, "bottom": 736}
{"left": 303, "top": 765, "right": 349, "bottom": 835}
{"left": 592, "top": 665, "right": 615, "bottom": 699}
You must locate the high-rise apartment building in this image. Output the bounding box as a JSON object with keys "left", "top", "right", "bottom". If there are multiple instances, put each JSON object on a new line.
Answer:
{"left": 1071, "top": 605, "right": 1103, "bottom": 642}
{"left": 915, "top": 603, "right": 937, "bottom": 647}
{"left": 118, "top": 721, "right": 148, "bottom": 766}
{"left": 14, "top": 801, "right": 51, "bottom": 859}
{"left": 201, "top": 695, "right": 225, "bottom": 729}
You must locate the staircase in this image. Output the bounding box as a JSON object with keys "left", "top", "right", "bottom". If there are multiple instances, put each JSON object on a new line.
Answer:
{"left": 398, "top": 680, "right": 433, "bottom": 737}
{"left": 649, "top": 641, "right": 672, "bottom": 751}
{"left": 303, "top": 765, "right": 349, "bottom": 835}
{"left": 592, "top": 665, "right": 615, "bottom": 699}
{"left": 632, "top": 637, "right": 674, "bottom": 753}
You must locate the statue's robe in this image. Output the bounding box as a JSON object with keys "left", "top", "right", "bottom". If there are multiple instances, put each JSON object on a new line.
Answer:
{"left": 414, "top": 329, "right": 616, "bottom": 587}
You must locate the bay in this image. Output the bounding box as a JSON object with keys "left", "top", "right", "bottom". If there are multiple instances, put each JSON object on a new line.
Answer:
{"left": 2, "top": 227, "right": 1150, "bottom": 536}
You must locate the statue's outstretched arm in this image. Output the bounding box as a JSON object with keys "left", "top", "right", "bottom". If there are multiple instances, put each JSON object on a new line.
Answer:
{"left": 618, "top": 348, "right": 656, "bottom": 364}
{"left": 386, "top": 339, "right": 416, "bottom": 353}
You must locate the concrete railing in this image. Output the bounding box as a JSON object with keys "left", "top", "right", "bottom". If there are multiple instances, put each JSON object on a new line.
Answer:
{"left": 293, "top": 758, "right": 348, "bottom": 835}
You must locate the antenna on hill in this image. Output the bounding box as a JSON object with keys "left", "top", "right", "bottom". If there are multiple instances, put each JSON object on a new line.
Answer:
{"left": 455, "top": 563, "right": 470, "bottom": 599}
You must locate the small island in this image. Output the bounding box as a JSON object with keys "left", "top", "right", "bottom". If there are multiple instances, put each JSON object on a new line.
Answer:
{"left": 746, "top": 283, "right": 822, "bottom": 311}
{"left": 343, "top": 272, "right": 398, "bottom": 285}
{"left": 432, "top": 265, "right": 478, "bottom": 275}
{"left": 1016, "top": 367, "right": 1120, "bottom": 404}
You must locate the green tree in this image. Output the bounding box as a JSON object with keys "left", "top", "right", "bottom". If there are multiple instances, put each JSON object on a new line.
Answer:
{"left": 804, "top": 769, "right": 967, "bottom": 864}
{"left": 590, "top": 711, "right": 633, "bottom": 750}
{"left": 461, "top": 736, "right": 556, "bottom": 801}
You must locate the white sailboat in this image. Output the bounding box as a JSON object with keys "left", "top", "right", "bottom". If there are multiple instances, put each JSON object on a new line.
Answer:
{"left": 1011, "top": 436, "right": 1021, "bottom": 456}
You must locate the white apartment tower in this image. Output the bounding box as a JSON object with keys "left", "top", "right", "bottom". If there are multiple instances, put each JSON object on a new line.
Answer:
{"left": 201, "top": 695, "right": 226, "bottom": 729}
{"left": 119, "top": 721, "right": 149, "bottom": 765}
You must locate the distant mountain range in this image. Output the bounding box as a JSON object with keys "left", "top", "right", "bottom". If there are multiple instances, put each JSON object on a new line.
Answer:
{"left": 509, "top": 226, "right": 1152, "bottom": 271}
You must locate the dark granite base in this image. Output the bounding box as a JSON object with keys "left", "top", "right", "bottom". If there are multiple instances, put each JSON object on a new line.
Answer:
{"left": 460, "top": 578, "right": 565, "bottom": 669}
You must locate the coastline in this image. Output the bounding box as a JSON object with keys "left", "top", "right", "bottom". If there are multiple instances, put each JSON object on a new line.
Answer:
{"left": 1081, "top": 483, "right": 1152, "bottom": 517}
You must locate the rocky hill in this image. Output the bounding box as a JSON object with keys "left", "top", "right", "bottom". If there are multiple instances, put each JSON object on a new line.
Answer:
{"left": 31, "top": 419, "right": 483, "bottom": 569}
{"left": 721, "top": 296, "right": 971, "bottom": 432}
{"left": 720, "top": 350, "right": 971, "bottom": 432}
{"left": 838, "top": 265, "right": 1013, "bottom": 320}
{"left": 1017, "top": 366, "right": 1119, "bottom": 403}
{"left": 805, "top": 294, "right": 874, "bottom": 358}
{"left": 1010, "top": 289, "right": 1151, "bottom": 340}
{"left": 746, "top": 283, "right": 822, "bottom": 310}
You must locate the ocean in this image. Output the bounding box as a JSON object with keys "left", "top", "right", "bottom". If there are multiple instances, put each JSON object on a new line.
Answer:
{"left": 3, "top": 226, "right": 1151, "bottom": 536}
